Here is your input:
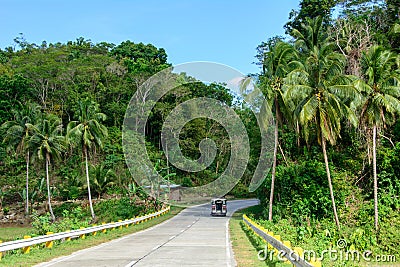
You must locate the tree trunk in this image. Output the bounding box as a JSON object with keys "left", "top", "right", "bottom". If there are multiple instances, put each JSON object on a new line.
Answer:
{"left": 46, "top": 153, "right": 55, "bottom": 222}
{"left": 25, "top": 151, "right": 29, "bottom": 215}
{"left": 84, "top": 146, "right": 96, "bottom": 220}
{"left": 268, "top": 117, "right": 279, "bottom": 221}
{"left": 322, "top": 135, "right": 340, "bottom": 230}
{"left": 373, "top": 125, "right": 379, "bottom": 231}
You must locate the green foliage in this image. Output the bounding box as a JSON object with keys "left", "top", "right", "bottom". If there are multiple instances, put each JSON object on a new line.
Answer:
{"left": 376, "top": 143, "right": 400, "bottom": 210}
{"left": 258, "top": 160, "right": 336, "bottom": 222}
{"left": 93, "top": 198, "right": 146, "bottom": 222}
{"left": 89, "top": 163, "right": 116, "bottom": 198}
{"left": 3, "top": 206, "right": 10, "bottom": 215}
{"left": 115, "top": 197, "right": 143, "bottom": 219}
{"left": 31, "top": 207, "right": 90, "bottom": 235}
{"left": 244, "top": 205, "right": 399, "bottom": 266}
{"left": 285, "top": 0, "right": 337, "bottom": 35}
{"left": 0, "top": 74, "right": 33, "bottom": 124}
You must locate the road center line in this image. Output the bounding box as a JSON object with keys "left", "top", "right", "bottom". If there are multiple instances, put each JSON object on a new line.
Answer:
{"left": 127, "top": 217, "right": 200, "bottom": 266}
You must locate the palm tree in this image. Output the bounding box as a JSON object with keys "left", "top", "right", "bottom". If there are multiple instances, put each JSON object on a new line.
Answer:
{"left": 286, "top": 17, "right": 359, "bottom": 230}
{"left": 67, "top": 98, "right": 108, "bottom": 220}
{"left": 27, "top": 114, "right": 65, "bottom": 222}
{"left": 355, "top": 45, "right": 400, "bottom": 231}
{"left": 259, "top": 40, "right": 299, "bottom": 221}
{"left": 90, "top": 163, "right": 116, "bottom": 199}
{"left": 1, "top": 102, "right": 41, "bottom": 214}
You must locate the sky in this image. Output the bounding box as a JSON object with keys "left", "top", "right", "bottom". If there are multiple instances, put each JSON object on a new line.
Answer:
{"left": 0, "top": 0, "right": 300, "bottom": 75}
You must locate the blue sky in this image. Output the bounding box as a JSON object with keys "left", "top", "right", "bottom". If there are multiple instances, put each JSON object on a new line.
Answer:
{"left": 0, "top": 0, "right": 300, "bottom": 74}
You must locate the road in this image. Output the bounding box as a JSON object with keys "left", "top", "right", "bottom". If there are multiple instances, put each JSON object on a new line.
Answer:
{"left": 35, "top": 199, "right": 259, "bottom": 267}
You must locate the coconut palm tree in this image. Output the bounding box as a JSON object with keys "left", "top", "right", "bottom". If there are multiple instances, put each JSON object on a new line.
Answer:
{"left": 355, "top": 45, "right": 400, "bottom": 231}
{"left": 286, "top": 17, "right": 359, "bottom": 230}
{"left": 258, "top": 40, "right": 300, "bottom": 221}
{"left": 27, "top": 114, "right": 65, "bottom": 221}
{"left": 67, "top": 98, "right": 108, "bottom": 220}
{"left": 1, "top": 102, "right": 41, "bottom": 214}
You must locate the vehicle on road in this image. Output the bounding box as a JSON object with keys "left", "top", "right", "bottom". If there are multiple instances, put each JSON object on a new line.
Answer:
{"left": 210, "top": 198, "right": 227, "bottom": 216}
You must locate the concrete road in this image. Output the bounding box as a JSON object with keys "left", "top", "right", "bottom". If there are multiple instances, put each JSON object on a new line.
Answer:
{"left": 35, "top": 199, "right": 258, "bottom": 267}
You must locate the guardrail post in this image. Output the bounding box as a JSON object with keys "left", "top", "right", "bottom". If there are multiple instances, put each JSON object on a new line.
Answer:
{"left": 22, "top": 235, "right": 31, "bottom": 254}
{"left": 267, "top": 232, "right": 274, "bottom": 251}
{"left": 283, "top": 240, "right": 291, "bottom": 249}
{"left": 92, "top": 225, "right": 97, "bottom": 236}
{"left": 65, "top": 230, "right": 71, "bottom": 241}
{"left": 309, "top": 258, "right": 322, "bottom": 267}
{"left": 102, "top": 222, "right": 107, "bottom": 233}
{"left": 293, "top": 247, "right": 304, "bottom": 259}
{"left": 273, "top": 235, "right": 281, "bottom": 256}
{"left": 125, "top": 219, "right": 129, "bottom": 228}
{"left": 0, "top": 240, "right": 2, "bottom": 260}
{"left": 45, "top": 232, "right": 54, "bottom": 248}
{"left": 282, "top": 240, "right": 291, "bottom": 264}
{"left": 118, "top": 220, "right": 123, "bottom": 230}
{"left": 79, "top": 227, "right": 86, "bottom": 239}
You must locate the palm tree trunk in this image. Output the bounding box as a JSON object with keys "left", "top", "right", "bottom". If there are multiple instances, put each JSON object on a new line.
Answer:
{"left": 46, "top": 153, "right": 55, "bottom": 222}
{"left": 373, "top": 125, "right": 379, "bottom": 231}
{"left": 268, "top": 118, "right": 279, "bottom": 221}
{"left": 84, "top": 146, "right": 96, "bottom": 220}
{"left": 322, "top": 135, "right": 340, "bottom": 230}
{"left": 25, "top": 151, "right": 29, "bottom": 215}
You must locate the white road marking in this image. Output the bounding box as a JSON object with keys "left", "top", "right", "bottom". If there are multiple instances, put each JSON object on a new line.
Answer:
{"left": 152, "top": 245, "right": 161, "bottom": 251}
{"left": 124, "top": 260, "right": 137, "bottom": 267}
{"left": 33, "top": 213, "right": 178, "bottom": 267}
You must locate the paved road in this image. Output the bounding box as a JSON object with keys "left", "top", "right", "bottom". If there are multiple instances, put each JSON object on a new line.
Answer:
{"left": 35, "top": 199, "right": 259, "bottom": 267}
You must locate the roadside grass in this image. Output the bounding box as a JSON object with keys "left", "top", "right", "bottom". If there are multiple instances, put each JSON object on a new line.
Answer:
{"left": 0, "top": 206, "right": 183, "bottom": 267}
{"left": 230, "top": 208, "right": 267, "bottom": 267}
{"left": 0, "top": 227, "right": 34, "bottom": 242}
{"left": 229, "top": 206, "right": 291, "bottom": 267}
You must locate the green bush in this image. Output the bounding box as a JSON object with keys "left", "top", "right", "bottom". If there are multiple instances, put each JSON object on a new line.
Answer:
{"left": 31, "top": 207, "right": 89, "bottom": 235}
{"left": 257, "top": 160, "right": 338, "bottom": 223}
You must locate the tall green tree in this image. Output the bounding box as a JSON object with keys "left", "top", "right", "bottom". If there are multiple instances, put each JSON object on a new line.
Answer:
{"left": 355, "top": 45, "right": 400, "bottom": 231}
{"left": 285, "top": 0, "right": 338, "bottom": 34}
{"left": 258, "top": 40, "right": 299, "bottom": 221}
{"left": 1, "top": 102, "right": 41, "bottom": 214}
{"left": 286, "top": 17, "right": 359, "bottom": 230}
{"left": 27, "top": 114, "right": 65, "bottom": 221}
{"left": 67, "top": 98, "right": 108, "bottom": 220}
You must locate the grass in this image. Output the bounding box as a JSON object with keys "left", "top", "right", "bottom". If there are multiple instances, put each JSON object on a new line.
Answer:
{"left": 230, "top": 207, "right": 291, "bottom": 267}
{"left": 0, "top": 227, "right": 34, "bottom": 242}
{"left": 230, "top": 208, "right": 267, "bottom": 267}
{"left": 0, "top": 206, "right": 184, "bottom": 267}
{"left": 229, "top": 206, "right": 294, "bottom": 267}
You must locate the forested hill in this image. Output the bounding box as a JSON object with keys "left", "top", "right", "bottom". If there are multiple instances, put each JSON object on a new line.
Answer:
{"left": 0, "top": 38, "right": 170, "bottom": 127}
{"left": 0, "top": 37, "right": 253, "bottom": 211}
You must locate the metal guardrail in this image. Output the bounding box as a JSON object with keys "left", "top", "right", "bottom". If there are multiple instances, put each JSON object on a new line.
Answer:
{"left": 0, "top": 206, "right": 170, "bottom": 256}
{"left": 243, "top": 214, "right": 320, "bottom": 267}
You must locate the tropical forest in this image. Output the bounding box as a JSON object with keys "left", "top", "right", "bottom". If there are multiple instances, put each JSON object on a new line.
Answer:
{"left": 0, "top": 0, "right": 399, "bottom": 266}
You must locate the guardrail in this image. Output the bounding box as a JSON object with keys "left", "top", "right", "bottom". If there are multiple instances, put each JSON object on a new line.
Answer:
{"left": 243, "top": 214, "right": 321, "bottom": 267}
{"left": 0, "top": 206, "right": 170, "bottom": 260}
